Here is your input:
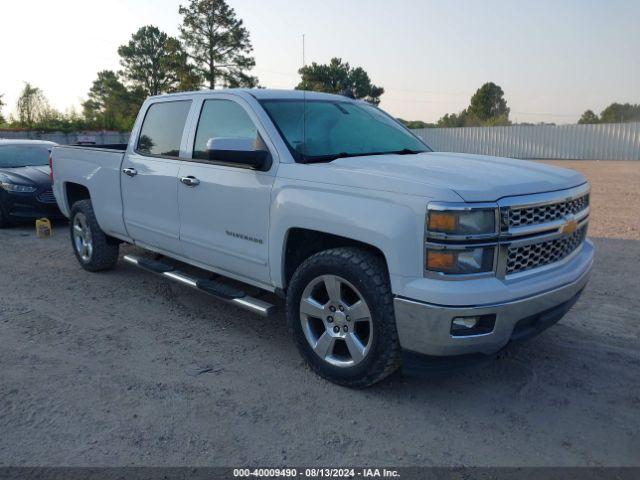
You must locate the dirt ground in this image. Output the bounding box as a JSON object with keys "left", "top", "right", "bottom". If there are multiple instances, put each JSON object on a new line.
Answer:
{"left": 540, "top": 160, "right": 640, "bottom": 240}
{"left": 0, "top": 161, "right": 639, "bottom": 467}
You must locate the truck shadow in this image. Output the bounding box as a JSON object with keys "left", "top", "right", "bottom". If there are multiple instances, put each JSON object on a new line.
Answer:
{"left": 361, "top": 236, "right": 639, "bottom": 424}
{"left": 126, "top": 235, "right": 638, "bottom": 406}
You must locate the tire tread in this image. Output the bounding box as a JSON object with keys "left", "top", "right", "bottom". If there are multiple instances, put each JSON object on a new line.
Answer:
{"left": 70, "top": 199, "right": 119, "bottom": 272}
{"left": 287, "top": 247, "right": 401, "bottom": 388}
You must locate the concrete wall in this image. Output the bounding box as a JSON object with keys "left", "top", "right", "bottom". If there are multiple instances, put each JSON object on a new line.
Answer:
{"left": 0, "top": 131, "right": 130, "bottom": 145}
{"left": 412, "top": 122, "right": 640, "bottom": 160}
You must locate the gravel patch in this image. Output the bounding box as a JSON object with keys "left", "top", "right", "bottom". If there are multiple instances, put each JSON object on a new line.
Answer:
{"left": 1, "top": 161, "right": 638, "bottom": 466}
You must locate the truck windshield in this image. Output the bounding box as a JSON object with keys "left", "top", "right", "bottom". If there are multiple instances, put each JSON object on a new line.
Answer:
{"left": 0, "top": 145, "right": 50, "bottom": 168}
{"left": 260, "top": 99, "right": 431, "bottom": 163}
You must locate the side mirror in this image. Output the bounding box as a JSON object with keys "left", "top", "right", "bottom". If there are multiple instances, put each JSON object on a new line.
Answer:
{"left": 206, "top": 138, "right": 271, "bottom": 170}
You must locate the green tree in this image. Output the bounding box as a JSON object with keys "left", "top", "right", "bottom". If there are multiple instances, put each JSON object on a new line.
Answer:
{"left": 435, "top": 82, "right": 511, "bottom": 127}
{"left": 118, "top": 25, "right": 200, "bottom": 96}
{"left": 82, "top": 71, "right": 144, "bottom": 131}
{"left": 296, "top": 57, "right": 384, "bottom": 105}
{"left": 578, "top": 109, "right": 600, "bottom": 124}
{"left": 466, "top": 82, "right": 510, "bottom": 126}
{"left": 178, "top": 0, "right": 258, "bottom": 89}
{"left": 37, "top": 107, "right": 87, "bottom": 133}
{"left": 0, "top": 93, "right": 6, "bottom": 125}
{"left": 165, "top": 37, "right": 202, "bottom": 92}
{"left": 2, "top": 90, "right": 90, "bottom": 132}
{"left": 16, "top": 83, "right": 50, "bottom": 128}
{"left": 599, "top": 103, "right": 640, "bottom": 123}
{"left": 437, "top": 111, "right": 467, "bottom": 128}
{"left": 398, "top": 119, "right": 434, "bottom": 129}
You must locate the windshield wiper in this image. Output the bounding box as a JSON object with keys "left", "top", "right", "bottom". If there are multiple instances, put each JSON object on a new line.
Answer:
{"left": 390, "top": 148, "right": 423, "bottom": 155}
{"left": 303, "top": 152, "right": 360, "bottom": 164}
{"left": 302, "top": 149, "right": 425, "bottom": 164}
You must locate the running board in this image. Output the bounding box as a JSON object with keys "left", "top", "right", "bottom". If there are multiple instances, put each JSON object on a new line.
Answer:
{"left": 123, "top": 254, "right": 277, "bottom": 317}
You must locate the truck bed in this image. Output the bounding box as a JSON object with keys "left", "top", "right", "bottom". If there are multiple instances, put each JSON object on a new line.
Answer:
{"left": 51, "top": 144, "right": 128, "bottom": 238}
{"left": 72, "top": 143, "right": 129, "bottom": 151}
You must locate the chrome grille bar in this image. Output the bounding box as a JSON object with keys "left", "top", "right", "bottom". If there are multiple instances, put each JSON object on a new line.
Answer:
{"left": 506, "top": 225, "right": 588, "bottom": 275}
{"left": 37, "top": 189, "right": 57, "bottom": 204}
{"left": 509, "top": 193, "right": 589, "bottom": 228}
{"left": 497, "top": 183, "right": 590, "bottom": 277}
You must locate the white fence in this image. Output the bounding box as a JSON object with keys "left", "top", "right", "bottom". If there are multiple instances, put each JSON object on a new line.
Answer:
{"left": 0, "top": 131, "right": 129, "bottom": 145}
{"left": 3, "top": 123, "right": 640, "bottom": 160}
{"left": 412, "top": 122, "right": 640, "bottom": 160}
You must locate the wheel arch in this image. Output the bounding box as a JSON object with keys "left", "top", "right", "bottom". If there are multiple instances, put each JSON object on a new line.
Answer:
{"left": 64, "top": 182, "right": 91, "bottom": 210}
{"left": 280, "top": 228, "right": 390, "bottom": 292}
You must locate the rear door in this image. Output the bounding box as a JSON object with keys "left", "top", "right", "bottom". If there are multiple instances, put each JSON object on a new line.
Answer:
{"left": 121, "top": 100, "right": 192, "bottom": 254}
{"left": 177, "top": 95, "right": 276, "bottom": 285}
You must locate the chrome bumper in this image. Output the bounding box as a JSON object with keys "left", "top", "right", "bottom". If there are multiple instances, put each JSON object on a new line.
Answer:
{"left": 393, "top": 255, "right": 593, "bottom": 356}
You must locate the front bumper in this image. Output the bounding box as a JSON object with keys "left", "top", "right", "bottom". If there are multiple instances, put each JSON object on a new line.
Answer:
{"left": 0, "top": 190, "right": 64, "bottom": 220}
{"left": 393, "top": 246, "right": 593, "bottom": 356}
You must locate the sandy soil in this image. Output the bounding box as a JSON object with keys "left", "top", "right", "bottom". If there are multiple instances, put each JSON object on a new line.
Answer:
{"left": 0, "top": 161, "right": 639, "bottom": 467}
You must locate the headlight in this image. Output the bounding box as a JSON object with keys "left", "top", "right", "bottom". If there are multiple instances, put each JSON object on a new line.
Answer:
{"left": 427, "top": 208, "right": 496, "bottom": 236}
{"left": 0, "top": 176, "right": 37, "bottom": 193}
{"left": 426, "top": 246, "right": 495, "bottom": 274}
{"left": 425, "top": 204, "right": 499, "bottom": 276}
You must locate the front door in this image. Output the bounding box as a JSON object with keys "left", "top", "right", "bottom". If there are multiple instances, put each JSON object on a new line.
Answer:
{"left": 177, "top": 97, "right": 275, "bottom": 285}
{"left": 121, "top": 100, "right": 192, "bottom": 254}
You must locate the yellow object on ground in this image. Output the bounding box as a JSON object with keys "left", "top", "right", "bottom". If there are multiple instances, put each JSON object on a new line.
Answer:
{"left": 35, "top": 218, "right": 53, "bottom": 238}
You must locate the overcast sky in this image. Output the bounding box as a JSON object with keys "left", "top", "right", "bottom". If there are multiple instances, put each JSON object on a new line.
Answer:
{"left": 1, "top": 0, "right": 638, "bottom": 124}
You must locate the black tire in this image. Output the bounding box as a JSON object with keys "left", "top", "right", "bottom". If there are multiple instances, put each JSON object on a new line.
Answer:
{"left": 286, "top": 247, "right": 401, "bottom": 388}
{"left": 69, "top": 199, "right": 119, "bottom": 272}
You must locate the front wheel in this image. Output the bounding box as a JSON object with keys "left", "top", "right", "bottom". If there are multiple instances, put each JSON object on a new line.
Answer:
{"left": 70, "top": 200, "right": 119, "bottom": 272}
{"left": 286, "top": 247, "right": 401, "bottom": 388}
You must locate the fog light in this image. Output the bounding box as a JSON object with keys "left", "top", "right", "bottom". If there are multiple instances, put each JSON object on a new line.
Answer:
{"left": 452, "top": 317, "right": 479, "bottom": 329}
{"left": 450, "top": 314, "right": 496, "bottom": 337}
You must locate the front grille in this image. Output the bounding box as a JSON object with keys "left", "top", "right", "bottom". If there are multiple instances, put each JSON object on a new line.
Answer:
{"left": 37, "top": 189, "right": 56, "bottom": 203}
{"left": 506, "top": 225, "right": 587, "bottom": 275}
{"left": 508, "top": 193, "right": 589, "bottom": 228}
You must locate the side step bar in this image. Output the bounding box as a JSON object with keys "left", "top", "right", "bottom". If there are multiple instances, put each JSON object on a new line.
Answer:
{"left": 123, "top": 254, "right": 277, "bottom": 317}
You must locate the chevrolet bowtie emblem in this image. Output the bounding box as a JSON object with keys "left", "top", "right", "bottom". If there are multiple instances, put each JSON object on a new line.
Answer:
{"left": 561, "top": 218, "right": 578, "bottom": 235}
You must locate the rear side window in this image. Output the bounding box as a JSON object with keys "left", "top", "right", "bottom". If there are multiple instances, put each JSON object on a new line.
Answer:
{"left": 136, "top": 101, "right": 192, "bottom": 157}
{"left": 193, "top": 99, "right": 258, "bottom": 160}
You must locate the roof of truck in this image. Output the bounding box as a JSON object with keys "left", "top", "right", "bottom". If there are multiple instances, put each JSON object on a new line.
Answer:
{"left": 148, "top": 88, "right": 358, "bottom": 102}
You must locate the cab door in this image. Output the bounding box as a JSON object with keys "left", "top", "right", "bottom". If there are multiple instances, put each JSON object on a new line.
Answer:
{"left": 177, "top": 96, "right": 276, "bottom": 285}
{"left": 121, "top": 100, "right": 192, "bottom": 254}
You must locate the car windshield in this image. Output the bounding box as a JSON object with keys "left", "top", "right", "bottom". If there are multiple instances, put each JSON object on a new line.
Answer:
{"left": 0, "top": 145, "right": 51, "bottom": 168}
{"left": 260, "top": 99, "right": 431, "bottom": 163}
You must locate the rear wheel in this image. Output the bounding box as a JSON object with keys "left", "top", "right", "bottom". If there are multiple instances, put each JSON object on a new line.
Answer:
{"left": 286, "top": 247, "right": 401, "bottom": 388}
{"left": 70, "top": 200, "right": 119, "bottom": 271}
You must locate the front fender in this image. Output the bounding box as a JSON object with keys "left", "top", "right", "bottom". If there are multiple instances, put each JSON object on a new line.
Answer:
{"left": 269, "top": 183, "right": 427, "bottom": 293}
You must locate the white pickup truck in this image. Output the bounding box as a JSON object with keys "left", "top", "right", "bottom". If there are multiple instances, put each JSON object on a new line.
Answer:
{"left": 51, "top": 89, "right": 594, "bottom": 387}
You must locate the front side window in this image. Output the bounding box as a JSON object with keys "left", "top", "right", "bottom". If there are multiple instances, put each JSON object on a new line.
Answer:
{"left": 0, "top": 145, "right": 51, "bottom": 168}
{"left": 260, "top": 99, "right": 430, "bottom": 163}
{"left": 136, "top": 101, "right": 192, "bottom": 157}
{"left": 193, "top": 99, "right": 258, "bottom": 160}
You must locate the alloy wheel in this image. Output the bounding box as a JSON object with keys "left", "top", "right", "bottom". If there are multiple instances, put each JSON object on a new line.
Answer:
{"left": 299, "top": 275, "right": 373, "bottom": 367}
{"left": 72, "top": 213, "right": 93, "bottom": 262}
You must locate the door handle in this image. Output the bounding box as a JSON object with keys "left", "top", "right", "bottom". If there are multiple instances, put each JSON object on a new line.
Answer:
{"left": 122, "top": 168, "right": 138, "bottom": 177}
{"left": 180, "top": 176, "right": 200, "bottom": 187}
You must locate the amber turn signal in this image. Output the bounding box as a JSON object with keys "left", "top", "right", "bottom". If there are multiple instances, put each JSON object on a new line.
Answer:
{"left": 426, "top": 251, "right": 456, "bottom": 270}
{"left": 428, "top": 211, "right": 458, "bottom": 232}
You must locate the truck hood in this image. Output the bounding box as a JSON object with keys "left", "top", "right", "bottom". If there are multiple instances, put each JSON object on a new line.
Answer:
{"left": 323, "top": 152, "right": 587, "bottom": 202}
